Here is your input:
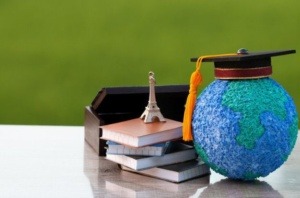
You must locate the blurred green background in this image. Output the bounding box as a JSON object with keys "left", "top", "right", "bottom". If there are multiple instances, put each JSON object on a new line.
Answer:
{"left": 1, "top": 0, "right": 299, "bottom": 126}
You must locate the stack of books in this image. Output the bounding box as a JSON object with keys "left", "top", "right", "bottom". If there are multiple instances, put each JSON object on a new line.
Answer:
{"left": 100, "top": 117, "right": 210, "bottom": 183}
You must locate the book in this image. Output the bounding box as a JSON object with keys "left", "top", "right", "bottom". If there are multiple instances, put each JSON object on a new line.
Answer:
{"left": 105, "top": 141, "right": 197, "bottom": 170}
{"left": 100, "top": 118, "right": 182, "bottom": 147}
{"left": 106, "top": 141, "right": 170, "bottom": 156}
{"left": 119, "top": 159, "right": 211, "bottom": 183}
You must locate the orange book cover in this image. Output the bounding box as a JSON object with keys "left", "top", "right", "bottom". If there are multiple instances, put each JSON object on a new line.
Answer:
{"left": 100, "top": 118, "right": 182, "bottom": 147}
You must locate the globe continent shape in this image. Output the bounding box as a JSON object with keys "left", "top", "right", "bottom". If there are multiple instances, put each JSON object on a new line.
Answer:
{"left": 192, "top": 78, "right": 298, "bottom": 180}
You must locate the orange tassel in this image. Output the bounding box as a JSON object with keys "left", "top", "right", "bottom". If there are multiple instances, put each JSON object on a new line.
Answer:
{"left": 182, "top": 54, "right": 236, "bottom": 141}
{"left": 182, "top": 57, "right": 203, "bottom": 141}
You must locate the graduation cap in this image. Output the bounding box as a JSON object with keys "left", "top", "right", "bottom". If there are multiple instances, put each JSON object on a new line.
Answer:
{"left": 182, "top": 48, "right": 296, "bottom": 141}
{"left": 190, "top": 49, "right": 296, "bottom": 79}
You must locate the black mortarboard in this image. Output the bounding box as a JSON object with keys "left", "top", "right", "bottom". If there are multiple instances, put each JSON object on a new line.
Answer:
{"left": 190, "top": 49, "right": 296, "bottom": 79}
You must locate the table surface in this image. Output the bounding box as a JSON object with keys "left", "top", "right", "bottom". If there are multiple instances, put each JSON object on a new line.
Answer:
{"left": 0, "top": 125, "right": 299, "bottom": 198}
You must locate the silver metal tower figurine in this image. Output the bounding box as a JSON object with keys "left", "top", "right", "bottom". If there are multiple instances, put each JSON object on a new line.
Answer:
{"left": 140, "top": 71, "right": 166, "bottom": 123}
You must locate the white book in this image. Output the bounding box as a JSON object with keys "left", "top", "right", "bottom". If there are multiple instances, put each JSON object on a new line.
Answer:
{"left": 106, "top": 141, "right": 170, "bottom": 156}
{"left": 120, "top": 159, "right": 210, "bottom": 183}
{"left": 105, "top": 141, "right": 197, "bottom": 170}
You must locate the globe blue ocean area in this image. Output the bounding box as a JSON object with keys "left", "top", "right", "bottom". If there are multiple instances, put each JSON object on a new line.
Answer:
{"left": 192, "top": 77, "right": 298, "bottom": 180}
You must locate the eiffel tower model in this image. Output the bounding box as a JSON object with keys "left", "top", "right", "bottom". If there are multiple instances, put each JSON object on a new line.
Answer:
{"left": 140, "top": 71, "right": 166, "bottom": 123}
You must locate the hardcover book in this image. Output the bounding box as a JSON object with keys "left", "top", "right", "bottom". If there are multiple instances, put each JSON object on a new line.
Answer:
{"left": 120, "top": 159, "right": 210, "bottom": 183}
{"left": 105, "top": 141, "right": 197, "bottom": 170}
{"left": 106, "top": 141, "right": 170, "bottom": 156}
{"left": 100, "top": 118, "right": 182, "bottom": 147}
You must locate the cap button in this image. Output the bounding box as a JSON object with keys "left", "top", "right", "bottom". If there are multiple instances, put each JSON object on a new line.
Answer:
{"left": 237, "top": 48, "right": 248, "bottom": 54}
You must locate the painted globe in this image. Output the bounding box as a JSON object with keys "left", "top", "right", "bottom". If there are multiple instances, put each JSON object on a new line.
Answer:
{"left": 192, "top": 78, "right": 298, "bottom": 180}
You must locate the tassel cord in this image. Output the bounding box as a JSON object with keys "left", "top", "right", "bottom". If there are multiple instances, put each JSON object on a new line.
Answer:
{"left": 182, "top": 54, "right": 236, "bottom": 141}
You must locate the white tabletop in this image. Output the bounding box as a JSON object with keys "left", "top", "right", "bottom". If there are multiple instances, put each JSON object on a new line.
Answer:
{"left": 0, "top": 125, "right": 299, "bottom": 198}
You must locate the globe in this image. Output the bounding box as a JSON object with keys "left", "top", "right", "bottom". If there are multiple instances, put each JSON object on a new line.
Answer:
{"left": 192, "top": 77, "right": 298, "bottom": 180}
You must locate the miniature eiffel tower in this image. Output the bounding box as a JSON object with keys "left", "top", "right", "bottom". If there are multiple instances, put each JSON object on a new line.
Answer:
{"left": 140, "top": 71, "right": 166, "bottom": 123}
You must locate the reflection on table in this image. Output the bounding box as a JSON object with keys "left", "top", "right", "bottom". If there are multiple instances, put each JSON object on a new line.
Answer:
{"left": 0, "top": 125, "right": 299, "bottom": 198}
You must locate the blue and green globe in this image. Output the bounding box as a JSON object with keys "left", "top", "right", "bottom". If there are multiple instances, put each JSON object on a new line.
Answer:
{"left": 192, "top": 78, "right": 298, "bottom": 180}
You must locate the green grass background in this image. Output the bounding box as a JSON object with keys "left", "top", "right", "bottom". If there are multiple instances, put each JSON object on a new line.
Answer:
{"left": 1, "top": 0, "right": 299, "bottom": 126}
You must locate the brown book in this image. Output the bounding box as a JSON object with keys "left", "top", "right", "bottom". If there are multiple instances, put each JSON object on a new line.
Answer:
{"left": 100, "top": 118, "right": 182, "bottom": 147}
